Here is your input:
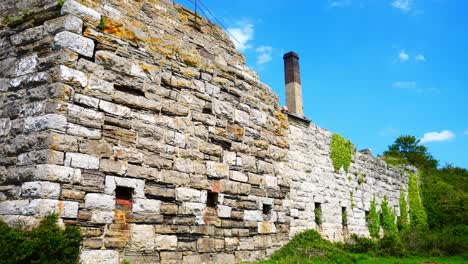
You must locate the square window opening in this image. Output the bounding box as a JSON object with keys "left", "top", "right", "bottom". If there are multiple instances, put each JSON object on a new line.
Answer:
{"left": 263, "top": 204, "right": 272, "bottom": 215}
{"left": 206, "top": 192, "right": 218, "bottom": 208}
{"left": 342, "top": 207, "right": 348, "bottom": 227}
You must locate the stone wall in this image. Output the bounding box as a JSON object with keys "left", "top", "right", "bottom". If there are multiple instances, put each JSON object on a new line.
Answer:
{"left": 0, "top": 0, "right": 291, "bottom": 263}
{"left": 287, "top": 117, "right": 411, "bottom": 242}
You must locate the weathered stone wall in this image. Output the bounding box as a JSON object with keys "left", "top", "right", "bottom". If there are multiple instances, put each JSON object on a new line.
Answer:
{"left": 0, "top": 0, "right": 291, "bottom": 263}
{"left": 287, "top": 118, "right": 410, "bottom": 242}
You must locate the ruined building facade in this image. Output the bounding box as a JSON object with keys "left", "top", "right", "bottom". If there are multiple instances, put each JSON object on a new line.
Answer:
{"left": 0, "top": 0, "right": 409, "bottom": 263}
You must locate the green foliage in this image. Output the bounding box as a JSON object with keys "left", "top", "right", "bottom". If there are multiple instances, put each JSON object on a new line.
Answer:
{"left": 345, "top": 234, "right": 378, "bottom": 253}
{"left": 383, "top": 135, "right": 438, "bottom": 172}
{"left": 367, "top": 195, "right": 380, "bottom": 239}
{"left": 97, "top": 17, "right": 106, "bottom": 31}
{"left": 0, "top": 214, "right": 82, "bottom": 264}
{"left": 380, "top": 196, "right": 398, "bottom": 236}
{"left": 357, "top": 174, "right": 365, "bottom": 185}
{"left": 350, "top": 191, "right": 354, "bottom": 209}
{"left": 265, "top": 229, "right": 357, "bottom": 264}
{"left": 342, "top": 210, "right": 348, "bottom": 226}
{"left": 408, "top": 173, "right": 428, "bottom": 230}
{"left": 397, "top": 186, "right": 409, "bottom": 231}
{"left": 378, "top": 234, "right": 406, "bottom": 257}
{"left": 330, "top": 133, "right": 354, "bottom": 173}
{"left": 57, "top": 0, "right": 67, "bottom": 6}
{"left": 314, "top": 207, "right": 322, "bottom": 226}
{"left": 121, "top": 260, "right": 131, "bottom": 264}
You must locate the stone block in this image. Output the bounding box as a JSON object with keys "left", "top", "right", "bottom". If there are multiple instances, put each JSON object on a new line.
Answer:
{"left": 206, "top": 161, "right": 229, "bottom": 179}
{"left": 130, "top": 224, "right": 155, "bottom": 251}
{"left": 80, "top": 250, "right": 119, "bottom": 264}
{"left": 230, "top": 171, "right": 248, "bottom": 182}
{"left": 24, "top": 114, "right": 67, "bottom": 133}
{"left": 34, "top": 164, "right": 81, "bottom": 183}
{"left": 61, "top": 201, "right": 79, "bottom": 218}
{"left": 217, "top": 205, "right": 232, "bottom": 218}
{"left": 244, "top": 210, "right": 262, "bottom": 222}
{"left": 132, "top": 199, "right": 161, "bottom": 214}
{"left": 175, "top": 187, "right": 202, "bottom": 202}
{"left": 54, "top": 31, "right": 94, "bottom": 57}
{"left": 155, "top": 235, "right": 177, "bottom": 250}
{"left": 44, "top": 14, "right": 83, "bottom": 34}
{"left": 67, "top": 104, "right": 104, "bottom": 128}
{"left": 0, "top": 200, "right": 31, "bottom": 215}
{"left": 67, "top": 123, "right": 101, "bottom": 139}
{"left": 90, "top": 211, "right": 114, "bottom": 224}
{"left": 56, "top": 65, "right": 88, "bottom": 87}
{"left": 65, "top": 152, "right": 99, "bottom": 169}
{"left": 197, "top": 237, "right": 215, "bottom": 253}
{"left": 99, "top": 100, "right": 131, "bottom": 117}
{"left": 16, "top": 53, "right": 38, "bottom": 76}
{"left": 61, "top": 0, "right": 101, "bottom": 23}
{"left": 21, "top": 181, "right": 60, "bottom": 199}
{"left": 85, "top": 193, "right": 114, "bottom": 210}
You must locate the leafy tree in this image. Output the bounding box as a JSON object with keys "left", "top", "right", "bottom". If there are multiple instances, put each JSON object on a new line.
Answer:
{"left": 383, "top": 135, "right": 438, "bottom": 172}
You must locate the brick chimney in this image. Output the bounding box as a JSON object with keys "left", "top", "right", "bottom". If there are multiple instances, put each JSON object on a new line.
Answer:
{"left": 283, "top": 51, "right": 304, "bottom": 116}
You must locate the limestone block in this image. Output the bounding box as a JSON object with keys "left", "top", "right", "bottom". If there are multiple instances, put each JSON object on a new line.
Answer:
{"left": 179, "top": 202, "right": 205, "bottom": 216}
{"left": 0, "top": 118, "right": 11, "bottom": 137}
{"left": 80, "top": 250, "right": 119, "bottom": 264}
{"left": 133, "top": 199, "right": 161, "bottom": 214}
{"left": 44, "top": 14, "right": 83, "bottom": 34}
{"left": 56, "top": 65, "right": 89, "bottom": 87}
{"left": 0, "top": 200, "right": 31, "bottom": 215}
{"left": 21, "top": 181, "right": 60, "bottom": 199}
{"left": 99, "top": 100, "right": 131, "bottom": 117}
{"left": 74, "top": 94, "right": 99, "bottom": 108}
{"left": 197, "top": 237, "right": 215, "bottom": 253}
{"left": 234, "top": 109, "right": 249, "bottom": 125}
{"left": 130, "top": 224, "right": 155, "bottom": 251}
{"left": 90, "top": 211, "right": 114, "bottom": 224}
{"left": 264, "top": 175, "right": 278, "bottom": 188}
{"left": 9, "top": 71, "right": 48, "bottom": 88}
{"left": 54, "top": 31, "right": 94, "bottom": 57}
{"left": 61, "top": 201, "right": 79, "bottom": 218}
{"left": 217, "top": 205, "right": 232, "bottom": 218}
{"left": 67, "top": 123, "right": 101, "bottom": 139}
{"left": 206, "top": 161, "right": 229, "bottom": 179}
{"left": 212, "top": 253, "right": 236, "bottom": 264}
{"left": 85, "top": 76, "right": 115, "bottom": 101}
{"left": 155, "top": 235, "right": 177, "bottom": 250}
{"left": 29, "top": 199, "right": 59, "bottom": 216}
{"left": 10, "top": 26, "right": 45, "bottom": 46}
{"left": 244, "top": 210, "right": 262, "bottom": 222}
{"left": 230, "top": 171, "right": 248, "bottom": 183}
{"left": 85, "top": 193, "right": 114, "bottom": 210}
{"left": 223, "top": 151, "right": 237, "bottom": 165}
{"left": 24, "top": 114, "right": 67, "bottom": 133}
{"left": 61, "top": 0, "right": 101, "bottom": 24}
{"left": 67, "top": 104, "right": 104, "bottom": 128}
{"left": 16, "top": 53, "right": 38, "bottom": 76}
{"left": 65, "top": 152, "right": 99, "bottom": 169}
{"left": 225, "top": 237, "right": 240, "bottom": 251}
{"left": 175, "top": 187, "right": 202, "bottom": 202}
{"left": 258, "top": 221, "right": 277, "bottom": 234}
{"left": 100, "top": 160, "right": 127, "bottom": 175}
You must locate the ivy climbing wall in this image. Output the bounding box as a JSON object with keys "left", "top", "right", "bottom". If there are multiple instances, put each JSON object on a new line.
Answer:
{"left": 286, "top": 118, "right": 412, "bottom": 242}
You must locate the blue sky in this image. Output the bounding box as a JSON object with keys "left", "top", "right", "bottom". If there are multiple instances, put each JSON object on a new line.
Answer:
{"left": 174, "top": 0, "right": 468, "bottom": 168}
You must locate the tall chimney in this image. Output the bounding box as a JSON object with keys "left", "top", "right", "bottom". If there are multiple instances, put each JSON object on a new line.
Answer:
{"left": 283, "top": 51, "right": 304, "bottom": 116}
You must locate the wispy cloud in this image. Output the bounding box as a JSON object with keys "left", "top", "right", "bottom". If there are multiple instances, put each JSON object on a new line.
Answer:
{"left": 379, "top": 126, "right": 399, "bottom": 136}
{"left": 392, "top": 0, "right": 412, "bottom": 12}
{"left": 329, "top": 0, "right": 351, "bottom": 8}
{"left": 420, "top": 130, "right": 455, "bottom": 143}
{"left": 398, "top": 50, "right": 409, "bottom": 62}
{"left": 392, "top": 81, "right": 417, "bottom": 89}
{"left": 227, "top": 19, "right": 254, "bottom": 52}
{"left": 415, "top": 54, "right": 426, "bottom": 62}
{"left": 255, "top": 46, "right": 273, "bottom": 65}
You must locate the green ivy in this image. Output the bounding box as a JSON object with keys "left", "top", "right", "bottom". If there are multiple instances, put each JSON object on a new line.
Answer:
{"left": 350, "top": 191, "right": 355, "bottom": 209}
{"left": 397, "top": 186, "right": 409, "bottom": 231}
{"left": 380, "top": 196, "right": 398, "bottom": 235}
{"left": 97, "top": 17, "right": 106, "bottom": 31}
{"left": 367, "top": 195, "right": 380, "bottom": 239}
{"left": 342, "top": 210, "right": 348, "bottom": 226}
{"left": 330, "top": 133, "right": 354, "bottom": 173}
{"left": 0, "top": 214, "right": 82, "bottom": 264}
{"left": 408, "top": 172, "right": 428, "bottom": 230}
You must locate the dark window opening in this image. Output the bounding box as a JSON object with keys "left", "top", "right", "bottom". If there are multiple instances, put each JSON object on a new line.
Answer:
{"left": 314, "top": 202, "right": 322, "bottom": 227}
{"left": 365, "top": 211, "right": 370, "bottom": 226}
{"left": 115, "top": 186, "right": 133, "bottom": 225}
{"left": 342, "top": 207, "right": 348, "bottom": 227}
{"left": 263, "top": 204, "right": 272, "bottom": 221}
{"left": 206, "top": 192, "right": 218, "bottom": 208}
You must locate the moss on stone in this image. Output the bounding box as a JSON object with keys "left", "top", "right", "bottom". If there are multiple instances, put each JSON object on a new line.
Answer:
{"left": 330, "top": 133, "right": 354, "bottom": 173}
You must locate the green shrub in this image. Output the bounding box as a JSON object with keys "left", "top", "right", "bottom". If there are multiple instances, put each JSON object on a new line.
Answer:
{"left": 0, "top": 214, "right": 82, "bottom": 264}
{"left": 378, "top": 234, "right": 406, "bottom": 257}
{"left": 345, "top": 234, "right": 378, "bottom": 253}
{"left": 367, "top": 195, "right": 380, "bottom": 239}
{"left": 330, "top": 133, "right": 354, "bottom": 173}
{"left": 380, "top": 196, "right": 398, "bottom": 236}
{"left": 314, "top": 207, "right": 322, "bottom": 227}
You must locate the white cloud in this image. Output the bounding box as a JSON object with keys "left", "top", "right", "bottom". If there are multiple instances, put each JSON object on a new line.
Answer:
{"left": 255, "top": 46, "right": 273, "bottom": 65}
{"left": 392, "top": 81, "right": 417, "bottom": 89}
{"left": 329, "top": 0, "right": 351, "bottom": 8}
{"left": 415, "top": 54, "right": 426, "bottom": 62}
{"left": 398, "top": 50, "right": 409, "bottom": 62}
{"left": 227, "top": 20, "right": 254, "bottom": 52}
{"left": 420, "top": 130, "right": 455, "bottom": 143}
{"left": 392, "top": 0, "right": 412, "bottom": 12}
